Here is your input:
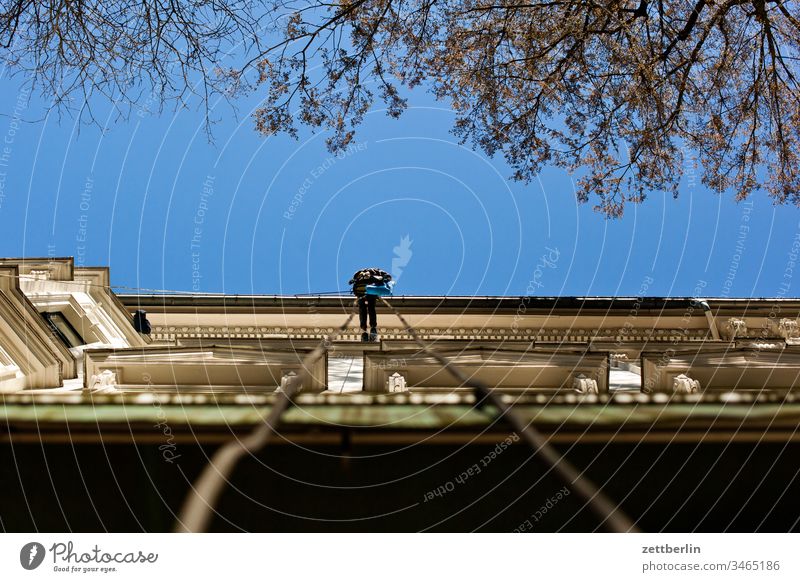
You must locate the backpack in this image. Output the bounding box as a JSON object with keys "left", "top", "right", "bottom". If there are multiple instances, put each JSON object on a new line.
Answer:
{"left": 349, "top": 268, "right": 392, "bottom": 296}
{"left": 132, "top": 309, "right": 152, "bottom": 334}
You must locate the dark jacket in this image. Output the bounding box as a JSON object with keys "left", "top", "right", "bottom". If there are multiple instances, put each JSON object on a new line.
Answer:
{"left": 349, "top": 268, "right": 392, "bottom": 296}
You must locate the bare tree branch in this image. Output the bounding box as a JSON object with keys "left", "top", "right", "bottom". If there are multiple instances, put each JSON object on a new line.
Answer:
{"left": 2, "top": 0, "right": 799, "bottom": 215}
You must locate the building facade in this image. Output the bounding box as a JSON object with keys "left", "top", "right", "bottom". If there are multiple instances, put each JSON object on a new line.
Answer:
{"left": 2, "top": 256, "right": 800, "bottom": 532}
{"left": 2, "top": 257, "right": 800, "bottom": 395}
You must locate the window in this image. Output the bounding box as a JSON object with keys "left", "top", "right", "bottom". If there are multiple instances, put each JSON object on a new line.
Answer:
{"left": 41, "top": 312, "right": 85, "bottom": 348}
{"left": 608, "top": 354, "right": 642, "bottom": 391}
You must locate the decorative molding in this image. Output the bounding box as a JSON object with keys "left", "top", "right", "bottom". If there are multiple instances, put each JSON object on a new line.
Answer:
{"left": 0, "top": 265, "right": 70, "bottom": 388}
{"left": 778, "top": 318, "right": 799, "bottom": 340}
{"left": 22, "top": 265, "right": 147, "bottom": 349}
{"left": 735, "top": 340, "right": 785, "bottom": 350}
{"left": 83, "top": 345, "right": 325, "bottom": 393}
{"left": 0, "top": 257, "right": 73, "bottom": 281}
{"left": 642, "top": 346, "right": 800, "bottom": 393}
{"left": 0, "top": 257, "right": 152, "bottom": 390}
{"left": 150, "top": 325, "right": 710, "bottom": 344}
{"left": 364, "top": 349, "right": 609, "bottom": 393}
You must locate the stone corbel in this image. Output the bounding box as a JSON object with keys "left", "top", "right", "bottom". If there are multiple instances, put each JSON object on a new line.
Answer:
{"left": 88, "top": 369, "right": 118, "bottom": 392}
{"left": 672, "top": 373, "right": 700, "bottom": 394}
{"left": 572, "top": 373, "right": 598, "bottom": 394}
{"left": 726, "top": 318, "right": 747, "bottom": 338}
{"left": 278, "top": 369, "right": 298, "bottom": 393}
{"left": 778, "top": 318, "right": 799, "bottom": 340}
{"left": 387, "top": 371, "right": 408, "bottom": 393}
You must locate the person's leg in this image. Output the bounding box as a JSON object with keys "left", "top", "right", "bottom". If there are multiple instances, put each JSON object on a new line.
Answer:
{"left": 358, "top": 296, "right": 368, "bottom": 330}
{"left": 367, "top": 295, "right": 378, "bottom": 334}
{"left": 358, "top": 297, "right": 370, "bottom": 341}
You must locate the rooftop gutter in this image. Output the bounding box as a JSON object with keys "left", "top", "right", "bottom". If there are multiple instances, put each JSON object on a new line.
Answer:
{"left": 116, "top": 294, "right": 800, "bottom": 315}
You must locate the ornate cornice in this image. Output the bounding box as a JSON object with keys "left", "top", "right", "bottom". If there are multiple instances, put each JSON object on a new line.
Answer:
{"left": 151, "top": 325, "right": 712, "bottom": 343}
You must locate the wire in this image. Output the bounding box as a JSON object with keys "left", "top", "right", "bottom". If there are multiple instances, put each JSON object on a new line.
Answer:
{"left": 0, "top": 271, "right": 351, "bottom": 297}
{"left": 339, "top": 354, "right": 356, "bottom": 394}
{"left": 173, "top": 299, "right": 359, "bottom": 533}
{"left": 0, "top": 270, "right": 238, "bottom": 295}
{"left": 379, "top": 296, "right": 640, "bottom": 533}
{"left": 293, "top": 291, "right": 350, "bottom": 297}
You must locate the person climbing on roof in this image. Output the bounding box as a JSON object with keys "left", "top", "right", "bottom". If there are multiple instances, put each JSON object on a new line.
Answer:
{"left": 348, "top": 267, "right": 392, "bottom": 342}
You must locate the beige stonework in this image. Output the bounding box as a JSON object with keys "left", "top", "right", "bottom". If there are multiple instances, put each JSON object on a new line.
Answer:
{"left": 2, "top": 257, "right": 800, "bottom": 395}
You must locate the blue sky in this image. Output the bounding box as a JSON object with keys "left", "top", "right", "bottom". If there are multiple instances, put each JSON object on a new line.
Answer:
{"left": 1, "top": 68, "right": 798, "bottom": 298}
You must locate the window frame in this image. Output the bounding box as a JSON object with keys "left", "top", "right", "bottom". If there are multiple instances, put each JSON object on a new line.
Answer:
{"left": 41, "top": 311, "right": 86, "bottom": 348}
